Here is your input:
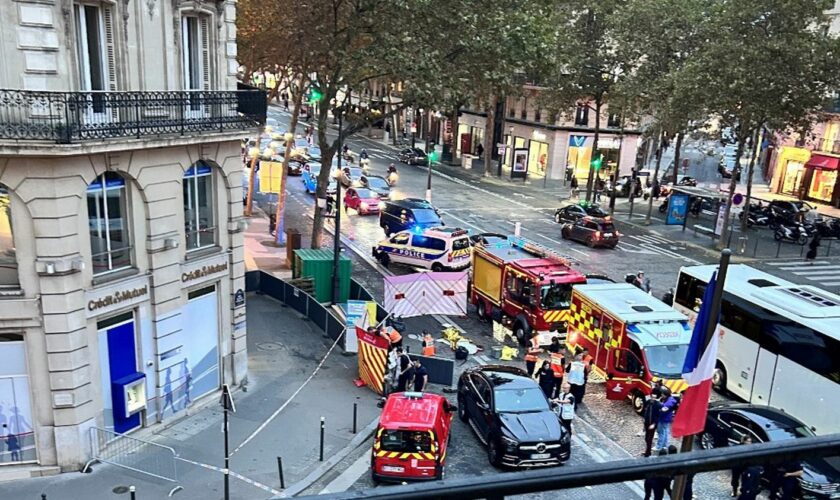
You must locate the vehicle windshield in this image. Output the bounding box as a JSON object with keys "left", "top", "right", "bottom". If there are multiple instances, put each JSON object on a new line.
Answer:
{"left": 494, "top": 387, "right": 549, "bottom": 413}
{"left": 540, "top": 283, "right": 573, "bottom": 310}
{"left": 600, "top": 223, "right": 617, "bottom": 232}
{"left": 309, "top": 165, "right": 321, "bottom": 176}
{"left": 452, "top": 237, "right": 470, "bottom": 251}
{"left": 355, "top": 189, "right": 375, "bottom": 198}
{"left": 643, "top": 344, "right": 689, "bottom": 377}
{"left": 349, "top": 168, "right": 362, "bottom": 177}
{"left": 413, "top": 209, "right": 440, "bottom": 224}
{"left": 766, "top": 425, "right": 815, "bottom": 441}
{"left": 379, "top": 429, "right": 432, "bottom": 453}
{"left": 309, "top": 146, "right": 321, "bottom": 156}
{"left": 368, "top": 177, "right": 389, "bottom": 189}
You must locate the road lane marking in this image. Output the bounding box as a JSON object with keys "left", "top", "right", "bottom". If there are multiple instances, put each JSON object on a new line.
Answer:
{"left": 318, "top": 451, "right": 370, "bottom": 494}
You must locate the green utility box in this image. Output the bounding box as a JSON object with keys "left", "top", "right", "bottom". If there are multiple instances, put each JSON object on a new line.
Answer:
{"left": 292, "top": 249, "right": 351, "bottom": 303}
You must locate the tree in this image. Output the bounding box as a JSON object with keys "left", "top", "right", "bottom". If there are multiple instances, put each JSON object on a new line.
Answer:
{"left": 543, "top": 0, "right": 631, "bottom": 202}
{"left": 680, "top": 0, "right": 840, "bottom": 248}
{"left": 611, "top": 0, "right": 709, "bottom": 222}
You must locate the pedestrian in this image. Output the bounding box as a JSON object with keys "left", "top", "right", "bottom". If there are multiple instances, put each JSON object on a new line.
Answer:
{"left": 644, "top": 449, "right": 671, "bottom": 500}
{"left": 570, "top": 176, "right": 580, "bottom": 199}
{"left": 640, "top": 389, "right": 662, "bottom": 457}
{"left": 380, "top": 324, "right": 402, "bottom": 350}
{"left": 385, "top": 347, "right": 399, "bottom": 395}
{"left": 548, "top": 337, "right": 565, "bottom": 398}
{"left": 652, "top": 177, "right": 661, "bottom": 200}
{"left": 769, "top": 461, "right": 803, "bottom": 500}
{"left": 396, "top": 347, "right": 413, "bottom": 392}
{"left": 656, "top": 388, "right": 677, "bottom": 451}
{"left": 806, "top": 233, "right": 821, "bottom": 263}
{"left": 566, "top": 353, "right": 589, "bottom": 410}
{"left": 412, "top": 361, "right": 429, "bottom": 392}
{"left": 594, "top": 177, "right": 604, "bottom": 202}
{"left": 731, "top": 435, "right": 753, "bottom": 496}
{"left": 554, "top": 382, "right": 575, "bottom": 434}
{"left": 421, "top": 330, "right": 436, "bottom": 357}
{"left": 476, "top": 143, "right": 484, "bottom": 158}
{"left": 738, "top": 464, "right": 764, "bottom": 500}
{"left": 524, "top": 331, "right": 542, "bottom": 377}
{"left": 537, "top": 361, "right": 555, "bottom": 399}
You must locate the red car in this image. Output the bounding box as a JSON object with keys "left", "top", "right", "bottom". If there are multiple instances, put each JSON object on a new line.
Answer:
{"left": 344, "top": 188, "right": 383, "bottom": 215}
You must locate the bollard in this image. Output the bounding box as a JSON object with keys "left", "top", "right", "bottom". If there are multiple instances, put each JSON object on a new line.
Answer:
{"left": 42, "top": 495, "right": 47, "bottom": 500}
{"left": 352, "top": 402, "right": 358, "bottom": 434}
{"left": 776, "top": 240, "right": 781, "bottom": 258}
{"left": 277, "top": 456, "right": 285, "bottom": 489}
{"left": 827, "top": 239, "right": 833, "bottom": 257}
{"left": 514, "top": 222, "right": 521, "bottom": 237}
{"left": 319, "top": 417, "right": 325, "bottom": 461}
{"left": 130, "top": 486, "right": 136, "bottom": 500}
{"left": 753, "top": 237, "right": 760, "bottom": 257}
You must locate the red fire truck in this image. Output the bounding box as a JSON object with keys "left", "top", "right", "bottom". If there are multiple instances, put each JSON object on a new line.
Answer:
{"left": 471, "top": 235, "right": 586, "bottom": 346}
{"left": 566, "top": 283, "right": 692, "bottom": 412}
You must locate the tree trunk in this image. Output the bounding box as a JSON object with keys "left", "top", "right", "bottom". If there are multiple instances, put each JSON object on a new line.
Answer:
{"left": 274, "top": 74, "right": 305, "bottom": 245}
{"left": 740, "top": 127, "right": 761, "bottom": 232}
{"left": 585, "top": 98, "right": 602, "bottom": 202}
{"left": 718, "top": 137, "right": 746, "bottom": 250}
{"left": 311, "top": 88, "right": 336, "bottom": 249}
{"left": 646, "top": 128, "right": 666, "bottom": 224}
{"left": 671, "top": 131, "right": 684, "bottom": 184}
{"left": 484, "top": 98, "right": 495, "bottom": 176}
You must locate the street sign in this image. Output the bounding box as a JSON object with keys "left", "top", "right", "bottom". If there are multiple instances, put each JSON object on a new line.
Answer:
{"left": 410, "top": 122, "right": 417, "bottom": 133}
{"left": 732, "top": 193, "right": 745, "bottom": 207}
{"left": 220, "top": 384, "right": 236, "bottom": 413}
{"left": 715, "top": 205, "right": 727, "bottom": 236}
{"left": 666, "top": 193, "right": 690, "bottom": 225}
{"left": 234, "top": 289, "right": 245, "bottom": 308}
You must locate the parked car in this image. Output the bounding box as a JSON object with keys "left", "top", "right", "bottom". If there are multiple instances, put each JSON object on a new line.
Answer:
{"left": 360, "top": 175, "right": 392, "bottom": 199}
{"left": 457, "top": 365, "right": 570, "bottom": 468}
{"left": 287, "top": 160, "right": 305, "bottom": 176}
{"left": 769, "top": 200, "right": 813, "bottom": 219}
{"left": 554, "top": 203, "right": 609, "bottom": 224}
{"left": 302, "top": 164, "right": 321, "bottom": 194}
{"left": 398, "top": 147, "right": 428, "bottom": 165}
{"left": 344, "top": 188, "right": 384, "bottom": 215}
{"left": 561, "top": 216, "right": 620, "bottom": 249}
{"left": 701, "top": 403, "right": 839, "bottom": 499}
{"left": 380, "top": 199, "right": 443, "bottom": 236}
{"left": 611, "top": 176, "right": 643, "bottom": 198}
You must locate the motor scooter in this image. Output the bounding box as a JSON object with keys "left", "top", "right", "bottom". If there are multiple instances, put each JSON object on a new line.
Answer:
{"left": 387, "top": 166, "right": 399, "bottom": 186}
{"left": 774, "top": 223, "right": 809, "bottom": 245}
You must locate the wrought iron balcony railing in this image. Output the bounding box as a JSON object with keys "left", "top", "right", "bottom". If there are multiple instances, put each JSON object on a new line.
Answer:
{"left": 0, "top": 88, "right": 266, "bottom": 144}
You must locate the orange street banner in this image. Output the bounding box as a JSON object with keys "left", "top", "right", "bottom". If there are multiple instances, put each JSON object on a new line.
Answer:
{"left": 357, "top": 327, "right": 389, "bottom": 395}
{"left": 258, "top": 161, "right": 284, "bottom": 193}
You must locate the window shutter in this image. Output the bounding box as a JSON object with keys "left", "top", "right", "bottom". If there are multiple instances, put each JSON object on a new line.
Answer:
{"left": 200, "top": 17, "right": 210, "bottom": 90}
{"left": 102, "top": 7, "right": 117, "bottom": 91}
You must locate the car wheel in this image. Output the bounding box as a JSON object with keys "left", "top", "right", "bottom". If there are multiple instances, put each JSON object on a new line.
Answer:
{"left": 632, "top": 392, "right": 645, "bottom": 415}
{"left": 561, "top": 228, "right": 570, "bottom": 239}
{"left": 476, "top": 300, "right": 487, "bottom": 321}
{"left": 712, "top": 364, "right": 727, "bottom": 393}
{"left": 379, "top": 253, "right": 390, "bottom": 268}
{"left": 514, "top": 322, "right": 528, "bottom": 346}
{"left": 555, "top": 213, "right": 562, "bottom": 224}
{"left": 487, "top": 438, "right": 502, "bottom": 467}
{"left": 457, "top": 394, "right": 468, "bottom": 422}
{"left": 699, "top": 431, "right": 717, "bottom": 451}
{"left": 587, "top": 237, "right": 597, "bottom": 248}
{"left": 432, "top": 263, "right": 444, "bottom": 272}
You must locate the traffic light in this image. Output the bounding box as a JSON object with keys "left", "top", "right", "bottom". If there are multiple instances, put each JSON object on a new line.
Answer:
{"left": 591, "top": 153, "right": 603, "bottom": 171}
{"left": 428, "top": 151, "right": 439, "bottom": 163}
{"left": 309, "top": 88, "right": 323, "bottom": 104}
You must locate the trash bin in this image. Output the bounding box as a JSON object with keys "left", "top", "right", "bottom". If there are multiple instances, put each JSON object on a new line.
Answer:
{"left": 462, "top": 154, "right": 474, "bottom": 170}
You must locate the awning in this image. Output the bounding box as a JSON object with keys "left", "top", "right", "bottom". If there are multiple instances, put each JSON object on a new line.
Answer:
{"left": 806, "top": 154, "right": 839, "bottom": 171}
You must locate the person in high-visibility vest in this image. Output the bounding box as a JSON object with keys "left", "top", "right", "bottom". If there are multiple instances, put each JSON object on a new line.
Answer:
{"left": 380, "top": 325, "right": 402, "bottom": 350}
{"left": 566, "top": 353, "right": 589, "bottom": 410}
{"left": 548, "top": 338, "right": 565, "bottom": 399}
{"left": 421, "top": 331, "right": 436, "bottom": 357}
{"left": 524, "top": 332, "right": 542, "bottom": 377}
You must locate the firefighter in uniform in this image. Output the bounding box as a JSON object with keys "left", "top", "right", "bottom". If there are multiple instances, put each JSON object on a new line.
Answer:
{"left": 548, "top": 337, "right": 565, "bottom": 399}
{"left": 380, "top": 325, "right": 403, "bottom": 350}
{"left": 525, "top": 331, "right": 542, "bottom": 377}
{"left": 421, "top": 331, "right": 436, "bottom": 357}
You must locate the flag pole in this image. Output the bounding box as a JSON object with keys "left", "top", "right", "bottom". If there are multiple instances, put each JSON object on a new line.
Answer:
{"left": 672, "top": 248, "right": 731, "bottom": 499}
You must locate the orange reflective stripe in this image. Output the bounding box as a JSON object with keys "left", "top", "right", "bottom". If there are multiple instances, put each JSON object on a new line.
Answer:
{"left": 389, "top": 330, "right": 402, "bottom": 342}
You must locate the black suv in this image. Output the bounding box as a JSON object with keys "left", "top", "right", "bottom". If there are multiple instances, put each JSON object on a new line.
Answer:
{"left": 457, "top": 365, "right": 570, "bottom": 468}
{"left": 554, "top": 203, "right": 609, "bottom": 224}
{"left": 379, "top": 199, "right": 443, "bottom": 236}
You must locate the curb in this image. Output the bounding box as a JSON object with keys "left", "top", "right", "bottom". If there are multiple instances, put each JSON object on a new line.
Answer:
{"left": 275, "top": 417, "right": 379, "bottom": 498}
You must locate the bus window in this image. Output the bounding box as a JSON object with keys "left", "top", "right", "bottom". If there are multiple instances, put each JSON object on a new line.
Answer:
{"left": 675, "top": 273, "right": 706, "bottom": 312}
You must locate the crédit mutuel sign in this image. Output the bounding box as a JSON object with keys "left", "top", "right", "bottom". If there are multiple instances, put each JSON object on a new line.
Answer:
{"left": 87, "top": 286, "right": 148, "bottom": 312}
{"left": 181, "top": 262, "right": 228, "bottom": 283}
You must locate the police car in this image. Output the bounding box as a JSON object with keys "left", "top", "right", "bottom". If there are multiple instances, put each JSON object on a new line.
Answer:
{"left": 373, "top": 227, "right": 472, "bottom": 271}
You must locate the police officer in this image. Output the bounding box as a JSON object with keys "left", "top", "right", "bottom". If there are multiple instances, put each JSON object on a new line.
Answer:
{"left": 566, "top": 353, "right": 589, "bottom": 409}
{"left": 412, "top": 361, "right": 428, "bottom": 392}
{"left": 554, "top": 382, "right": 576, "bottom": 434}
{"left": 738, "top": 464, "right": 764, "bottom": 500}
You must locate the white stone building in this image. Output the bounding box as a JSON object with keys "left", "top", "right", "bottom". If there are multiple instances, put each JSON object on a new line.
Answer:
{"left": 0, "top": 0, "right": 263, "bottom": 473}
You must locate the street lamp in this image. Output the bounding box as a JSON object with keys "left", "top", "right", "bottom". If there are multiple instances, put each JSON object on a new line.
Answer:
{"left": 273, "top": 131, "right": 296, "bottom": 245}
{"left": 331, "top": 108, "right": 345, "bottom": 305}
{"left": 245, "top": 146, "right": 260, "bottom": 217}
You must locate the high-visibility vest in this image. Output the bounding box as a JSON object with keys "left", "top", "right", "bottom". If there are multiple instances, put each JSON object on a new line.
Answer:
{"left": 524, "top": 337, "right": 541, "bottom": 362}
{"left": 567, "top": 361, "right": 586, "bottom": 385}
{"left": 550, "top": 353, "right": 565, "bottom": 377}
{"left": 388, "top": 328, "right": 402, "bottom": 344}
{"left": 422, "top": 334, "right": 436, "bottom": 357}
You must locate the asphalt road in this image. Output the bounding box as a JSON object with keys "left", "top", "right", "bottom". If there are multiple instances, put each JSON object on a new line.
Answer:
{"left": 263, "top": 106, "right": 840, "bottom": 499}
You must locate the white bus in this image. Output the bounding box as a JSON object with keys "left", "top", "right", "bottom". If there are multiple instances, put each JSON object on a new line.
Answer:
{"left": 673, "top": 264, "right": 840, "bottom": 435}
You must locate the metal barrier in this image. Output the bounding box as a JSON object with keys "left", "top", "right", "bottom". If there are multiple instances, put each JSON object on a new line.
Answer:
{"left": 84, "top": 427, "right": 183, "bottom": 496}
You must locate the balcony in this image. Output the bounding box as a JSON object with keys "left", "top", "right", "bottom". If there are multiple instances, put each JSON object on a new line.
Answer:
{"left": 0, "top": 88, "right": 266, "bottom": 144}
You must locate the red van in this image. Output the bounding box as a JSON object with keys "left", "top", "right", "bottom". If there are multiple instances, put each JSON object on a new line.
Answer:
{"left": 371, "top": 392, "right": 455, "bottom": 483}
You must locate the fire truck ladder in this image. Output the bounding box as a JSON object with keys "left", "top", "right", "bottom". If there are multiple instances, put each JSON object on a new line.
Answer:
{"left": 508, "top": 235, "right": 578, "bottom": 266}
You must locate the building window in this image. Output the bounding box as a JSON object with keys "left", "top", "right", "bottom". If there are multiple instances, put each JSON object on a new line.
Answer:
{"left": 608, "top": 113, "right": 621, "bottom": 128}
{"left": 182, "top": 15, "right": 210, "bottom": 91}
{"left": 575, "top": 105, "right": 589, "bottom": 126}
{"left": 508, "top": 102, "right": 516, "bottom": 118}
{"left": 0, "top": 186, "right": 18, "bottom": 288}
{"left": 88, "top": 173, "right": 132, "bottom": 274}
{"left": 520, "top": 99, "right": 528, "bottom": 120}
{"left": 184, "top": 162, "right": 216, "bottom": 250}
{"left": 535, "top": 108, "right": 542, "bottom": 123}
{"left": 74, "top": 3, "right": 116, "bottom": 113}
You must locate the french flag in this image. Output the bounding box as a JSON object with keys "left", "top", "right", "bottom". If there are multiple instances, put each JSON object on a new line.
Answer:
{"left": 672, "top": 272, "right": 720, "bottom": 438}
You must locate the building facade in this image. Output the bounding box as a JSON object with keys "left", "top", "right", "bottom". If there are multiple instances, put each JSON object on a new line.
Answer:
{"left": 0, "top": 0, "right": 263, "bottom": 472}
{"left": 456, "top": 87, "right": 642, "bottom": 181}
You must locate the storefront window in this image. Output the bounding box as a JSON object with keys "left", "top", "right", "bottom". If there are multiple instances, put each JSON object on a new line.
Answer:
{"left": 0, "top": 186, "right": 18, "bottom": 288}
{"left": 808, "top": 168, "right": 837, "bottom": 203}
{"left": 183, "top": 162, "right": 216, "bottom": 250}
{"left": 0, "top": 333, "right": 35, "bottom": 463}
{"left": 528, "top": 140, "right": 549, "bottom": 176}
{"left": 88, "top": 173, "right": 132, "bottom": 274}
{"left": 782, "top": 161, "right": 805, "bottom": 196}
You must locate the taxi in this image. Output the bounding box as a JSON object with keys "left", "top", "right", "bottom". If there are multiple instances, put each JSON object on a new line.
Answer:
{"left": 373, "top": 227, "right": 472, "bottom": 272}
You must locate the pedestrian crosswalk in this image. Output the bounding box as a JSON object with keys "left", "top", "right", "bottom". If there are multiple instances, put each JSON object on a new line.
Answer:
{"left": 617, "top": 234, "right": 701, "bottom": 264}
{"left": 766, "top": 260, "right": 840, "bottom": 288}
